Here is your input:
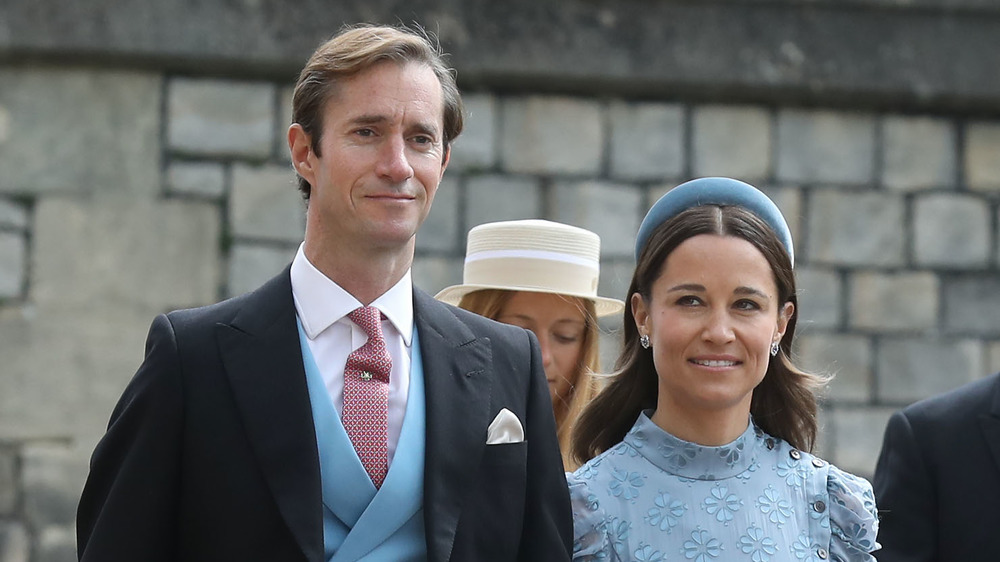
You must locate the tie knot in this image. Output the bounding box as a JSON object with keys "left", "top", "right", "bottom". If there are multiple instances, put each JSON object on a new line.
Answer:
{"left": 348, "top": 306, "right": 383, "bottom": 338}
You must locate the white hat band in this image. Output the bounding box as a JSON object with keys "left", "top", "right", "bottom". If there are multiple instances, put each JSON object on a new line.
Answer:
{"left": 464, "top": 249, "right": 599, "bottom": 270}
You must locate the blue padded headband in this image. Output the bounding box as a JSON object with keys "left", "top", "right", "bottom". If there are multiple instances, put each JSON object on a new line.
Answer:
{"left": 635, "top": 177, "right": 794, "bottom": 265}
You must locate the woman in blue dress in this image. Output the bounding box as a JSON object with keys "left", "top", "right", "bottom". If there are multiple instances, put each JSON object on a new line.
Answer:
{"left": 568, "top": 177, "right": 879, "bottom": 562}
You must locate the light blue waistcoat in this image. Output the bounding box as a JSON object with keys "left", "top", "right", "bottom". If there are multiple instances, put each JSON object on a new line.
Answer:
{"left": 297, "top": 322, "right": 427, "bottom": 562}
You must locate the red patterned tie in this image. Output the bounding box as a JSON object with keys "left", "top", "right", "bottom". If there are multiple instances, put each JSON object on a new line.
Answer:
{"left": 343, "top": 306, "right": 391, "bottom": 489}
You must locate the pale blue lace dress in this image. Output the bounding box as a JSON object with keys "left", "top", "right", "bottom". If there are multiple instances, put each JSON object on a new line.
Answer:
{"left": 568, "top": 411, "right": 879, "bottom": 562}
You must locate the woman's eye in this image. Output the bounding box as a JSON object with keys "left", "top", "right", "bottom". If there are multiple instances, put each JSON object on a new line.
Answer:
{"left": 734, "top": 299, "right": 761, "bottom": 311}
{"left": 554, "top": 333, "right": 581, "bottom": 344}
{"left": 676, "top": 295, "right": 701, "bottom": 306}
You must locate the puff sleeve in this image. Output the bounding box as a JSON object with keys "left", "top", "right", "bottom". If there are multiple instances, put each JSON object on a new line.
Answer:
{"left": 567, "top": 473, "right": 616, "bottom": 561}
{"left": 827, "top": 465, "right": 880, "bottom": 561}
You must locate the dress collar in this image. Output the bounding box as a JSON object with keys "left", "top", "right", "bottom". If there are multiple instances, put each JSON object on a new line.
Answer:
{"left": 625, "top": 410, "right": 762, "bottom": 480}
{"left": 289, "top": 243, "right": 414, "bottom": 345}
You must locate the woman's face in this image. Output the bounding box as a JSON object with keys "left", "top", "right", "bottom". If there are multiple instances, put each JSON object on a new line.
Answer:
{"left": 632, "top": 234, "right": 792, "bottom": 420}
{"left": 498, "top": 292, "right": 588, "bottom": 409}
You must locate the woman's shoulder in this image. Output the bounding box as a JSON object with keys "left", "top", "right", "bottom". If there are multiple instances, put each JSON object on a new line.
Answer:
{"left": 763, "top": 431, "right": 879, "bottom": 559}
{"left": 825, "top": 463, "right": 879, "bottom": 557}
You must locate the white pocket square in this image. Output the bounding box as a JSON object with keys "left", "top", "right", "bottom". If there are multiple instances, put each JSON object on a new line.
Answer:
{"left": 486, "top": 408, "right": 524, "bottom": 445}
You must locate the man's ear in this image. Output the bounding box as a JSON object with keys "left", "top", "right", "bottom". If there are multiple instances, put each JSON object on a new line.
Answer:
{"left": 440, "top": 143, "right": 451, "bottom": 173}
{"left": 288, "top": 123, "right": 316, "bottom": 186}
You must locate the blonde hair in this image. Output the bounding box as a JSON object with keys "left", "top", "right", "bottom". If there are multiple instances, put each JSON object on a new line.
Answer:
{"left": 458, "top": 289, "right": 600, "bottom": 470}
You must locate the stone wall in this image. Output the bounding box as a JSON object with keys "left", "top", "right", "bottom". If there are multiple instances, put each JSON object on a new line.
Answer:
{"left": 2, "top": 1, "right": 1000, "bottom": 560}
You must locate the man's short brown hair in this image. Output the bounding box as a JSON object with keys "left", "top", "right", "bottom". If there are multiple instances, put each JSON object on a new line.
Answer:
{"left": 291, "top": 23, "right": 464, "bottom": 199}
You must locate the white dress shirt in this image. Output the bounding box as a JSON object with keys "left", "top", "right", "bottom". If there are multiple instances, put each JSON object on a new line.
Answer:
{"left": 289, "top": 244, "right": 413, "bottom": 466}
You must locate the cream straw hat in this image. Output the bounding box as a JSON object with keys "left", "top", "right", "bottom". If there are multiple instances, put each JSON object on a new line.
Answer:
{"left": 434, "top": 219, "right": 625, "bottom": 317}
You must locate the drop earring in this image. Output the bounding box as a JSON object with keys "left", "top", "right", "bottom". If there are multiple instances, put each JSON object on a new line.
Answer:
{"left": 770, "top": 341, "right": 780, "bottom": 356}
{"left": 640, "top": 334, "right": 650, "bottom": 349}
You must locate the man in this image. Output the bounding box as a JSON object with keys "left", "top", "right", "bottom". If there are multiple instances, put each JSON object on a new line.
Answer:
{"left": 873, "top": 371, "right": 1000, "bottom": 561}
{"left": 77, "top": 24, "right": 571, "bottom": 561}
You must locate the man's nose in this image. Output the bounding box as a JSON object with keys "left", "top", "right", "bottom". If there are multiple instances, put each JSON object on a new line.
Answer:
{"left": 375, "top": 136, "right": 414, "bottom": 182}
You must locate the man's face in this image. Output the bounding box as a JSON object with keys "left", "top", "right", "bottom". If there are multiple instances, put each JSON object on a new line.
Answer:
{"left": 294, "top": 61, "right": 449, "bottom": 255}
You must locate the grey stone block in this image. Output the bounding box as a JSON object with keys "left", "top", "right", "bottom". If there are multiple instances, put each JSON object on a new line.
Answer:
{"left": 966, "top": 121, "right": 1000, "bottom": 191}
{"left": 0, "top": 199, "right": 27, "bottom": 230}
{"left": 795, "top": 267, "right": 842, "bottom": 330}
{"left": 826, "top": 406, "right": 895, "bottom": 479}
{"left": 36, "top": 526, "right": 76, "bottom": 562}
{"left": 776, "top": 110, "right": 876, "bottom": 185}
{"left": 500, "top": 96, "right": 602, "bottom": 175}
{"left": 692, "top": 105, "right": 771, "bottom": 180}
{"left": 165, "top": 161, "right": 226, "bottom": 199}
{"left": 796, "top": 333, "right": 872, "bottom": 402}
{"left": 0, "top": 521, "right": 29, "bottom": 562}
{"left": 449, "top": 94, "right": 496, "bottom": 171}
{"left": 877, "top": 337, "right": 982, "bottom": 402}
{"left": 412, "top": 255, "right": 464, "bottom": 299}
{"left": 229, "top": 164, "right": 304, "bottom": 242}
{"left": 882, "top": 116, "right": 956, "bottom": 190}
{"left": 597, "top": 258, "right": 634, "bottom": 313}
{"left": 417, "top": 176, "right": 461, "bottom": 253}
{"left": 849, "top": 271, "right": 938, "bottom": 331}
{"left": 32, "top": 197, "right": 220, "bottom": 312}
{"left": 227, "top": 243, "right": 296, "bottom": 298}
{"left": 22, "top": 444, "right": 87, "bottom": 528}
{"left": 608, "top": 101, "right": 684, "bottom": 181}
{"left": 0, "top": 303, "right": 163, "bottom": 443}
{"left": 943, "top": 275, "right": 1000, "bottom": 335}
{"left": 167, "top": 78, "right": 275, "bottom": 159}
{"left": 551, "top": 180, "right": 642, "bottom": 258}
{"left": 989, "top": 341, "right": 1000, "bottom": 375}
{"left": 0, "top": 68, "right": 160, "bottom": 195}
{"left": 0, "top": 232, "right": 25, "bottom": 299}
{"left": 807, "top": 191, "right": 905, "bottom": 266}
{"left": 758, "top": 185, "right": 803, "bottom": 259}
{"left": 276, "top": 85, "right": 294, "bottom": 162}
{"left": 463, "top": 175, "right": 542, "bottom": 231}
{"left": 10, "top": 196, "right": 221, "bottom": 441}
{"left": 913, "top": 194, "right": 990, "bottom": 267}
{"left": 0, "top": 446, "right": 14, "bottom": 515}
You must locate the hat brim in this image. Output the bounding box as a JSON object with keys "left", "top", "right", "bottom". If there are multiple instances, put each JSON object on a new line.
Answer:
{"left": 434, "top": 283, "right": 625, "bottom": 318}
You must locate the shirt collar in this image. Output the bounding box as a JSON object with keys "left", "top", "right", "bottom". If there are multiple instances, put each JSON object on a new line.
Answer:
{"left": 289, "top": 243, "right": 414, "bottom": 345}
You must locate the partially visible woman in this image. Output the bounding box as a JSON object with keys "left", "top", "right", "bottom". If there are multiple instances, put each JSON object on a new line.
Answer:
{"left": 569, "top": 178, "right": 879, "bottom": 561}
{"left": 436, "top": 219, "right": 624, "bottom": 470}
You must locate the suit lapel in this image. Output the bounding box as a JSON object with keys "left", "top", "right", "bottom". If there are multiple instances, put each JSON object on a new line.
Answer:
{"left": 981, "top": 374, "right": 1000, "bottom": 477}
{"left": 216, "top": 269, "right": 323, "bottom": 562}
{"left": 414, "top": 290, "right": 494, "bottom": 562}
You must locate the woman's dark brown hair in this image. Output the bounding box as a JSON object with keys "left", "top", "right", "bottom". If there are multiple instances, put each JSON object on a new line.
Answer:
{"left": 571, "top": 205, "right": 825, "bottom": 466}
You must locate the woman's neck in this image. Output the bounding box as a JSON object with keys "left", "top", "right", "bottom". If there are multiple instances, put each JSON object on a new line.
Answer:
{"left": 650, "top": 396, "right": 751, "bottom": 446}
